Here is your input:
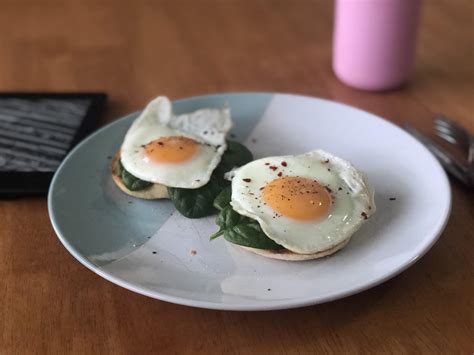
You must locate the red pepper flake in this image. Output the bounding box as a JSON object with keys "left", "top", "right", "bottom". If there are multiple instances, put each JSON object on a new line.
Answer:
{"left": 269, "top": 166, "right": 278, "bottom": 171}
{"left": 361, "top": 212, "right": 368, "bottom": 220}
{"left": 281, "top": 161, "right": 287, "bottom": 167}
{"left": 277, "top": 172, "right": 283, "bottom": 177}
{"left": 242, "top": 178, "right": 251, "bottom": 182}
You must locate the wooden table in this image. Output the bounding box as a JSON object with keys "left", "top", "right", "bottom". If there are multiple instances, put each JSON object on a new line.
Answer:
{"left": 1, "top": 1, "right": 472, "bottom": 353}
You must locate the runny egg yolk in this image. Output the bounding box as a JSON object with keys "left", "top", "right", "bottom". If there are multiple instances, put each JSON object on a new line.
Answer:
{"left": 262, "top": 176, "right": 332, "bottom": 221}
{"left": 144, "top": 136, "right": 199, "bottom": 164}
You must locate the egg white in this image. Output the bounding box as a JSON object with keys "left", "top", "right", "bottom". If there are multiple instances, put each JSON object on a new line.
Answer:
{"left": 121, "top": 97, "right": 233, "bottom": 188}
{"left": 230, "top": 150, "right": 375, "bottom": 254}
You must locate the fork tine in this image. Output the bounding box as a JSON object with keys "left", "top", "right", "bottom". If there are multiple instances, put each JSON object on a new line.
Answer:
{"left": 434, "top": 114, "right": 464, "bottom": 127}
{"left": 433, "top": 114, "right": 471, "bottom": 152}
{"left": 436, "top": 132, "right": 459, "bottom": 145}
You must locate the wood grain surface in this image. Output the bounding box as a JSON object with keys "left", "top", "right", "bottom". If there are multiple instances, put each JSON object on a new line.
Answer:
{"left": 1, "top": 0, "right": 473, "bottom": 353}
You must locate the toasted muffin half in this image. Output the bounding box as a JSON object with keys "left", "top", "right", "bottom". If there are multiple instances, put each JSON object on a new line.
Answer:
{"left": 237, "top": 238, "right": 351, "bottom": 261}
{"left": 111, "top": 150, "right": 169, "bottom": 199}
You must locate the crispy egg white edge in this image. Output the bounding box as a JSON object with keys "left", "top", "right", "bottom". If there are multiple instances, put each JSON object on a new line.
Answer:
{"left": 230, "top": 150, "right": 376, "bottom": 254}
{"left": 120, "top": 96, "right": 233, "bottom": 188}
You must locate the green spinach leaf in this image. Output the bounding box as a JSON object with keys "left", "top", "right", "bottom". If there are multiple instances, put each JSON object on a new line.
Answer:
{"left": 167, "top": 141, "right": 253, "bottom": 219}
{"left": 118, "top": 160, "right": 153, "bottom": 191}
{"left": 167, "top": 177, "right": 223, "bottom": 218}
{"left": 213, "top": 186, "right": 232, "bottom": 211}
{"left": 215, "top": 140, "right": 253, "bottom": 178}
{"left": 210, "top": 205, "right": 282, "bottom": 250}
{"left": 116, "top": 157, "right": 124, "bottom": 176}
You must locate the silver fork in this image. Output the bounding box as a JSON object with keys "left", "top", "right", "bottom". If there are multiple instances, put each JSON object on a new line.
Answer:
{"left": 433, "top": 115, "right": 474, "bottom": 185}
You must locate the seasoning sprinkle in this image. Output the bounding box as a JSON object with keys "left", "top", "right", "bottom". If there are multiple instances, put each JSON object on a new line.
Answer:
{"left": 242, "top": 178, "right": 251, "bottom": 182}
{"left": 281, "top": 161, "right": 287, "bottom": 167}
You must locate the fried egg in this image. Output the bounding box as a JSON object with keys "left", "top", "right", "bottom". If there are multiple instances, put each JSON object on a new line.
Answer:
{"left": 230, "top": 150, "right": 375, "bottom": 254}
{"left": 121, "top": 97, "right": 232, "bottom": 188}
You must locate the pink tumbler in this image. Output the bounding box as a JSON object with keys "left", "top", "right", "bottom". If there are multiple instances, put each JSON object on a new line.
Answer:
{"left": 333, "top": 0, "right": 422, "bottom": 91}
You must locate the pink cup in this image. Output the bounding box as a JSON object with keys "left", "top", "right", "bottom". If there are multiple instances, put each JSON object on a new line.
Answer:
{"left": 333, "top": 0, "right": 422, "bottom": 91}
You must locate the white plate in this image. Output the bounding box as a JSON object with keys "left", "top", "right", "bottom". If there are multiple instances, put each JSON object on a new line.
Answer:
{"left": 48, "top": 93, "right": 451, "bottom": 310}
